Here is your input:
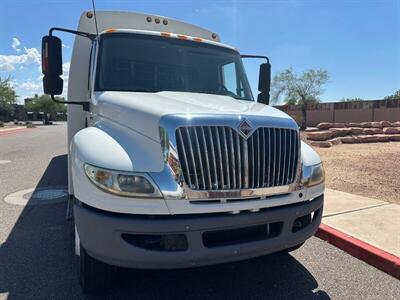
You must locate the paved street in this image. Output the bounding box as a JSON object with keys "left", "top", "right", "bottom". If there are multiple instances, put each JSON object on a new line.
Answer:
{"left": 0, "top": 123, "right": 399, "bottom": 299}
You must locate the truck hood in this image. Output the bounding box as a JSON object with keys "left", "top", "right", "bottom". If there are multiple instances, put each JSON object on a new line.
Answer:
{"left": 94, "top": 91, "right": 295, "bottom": 141}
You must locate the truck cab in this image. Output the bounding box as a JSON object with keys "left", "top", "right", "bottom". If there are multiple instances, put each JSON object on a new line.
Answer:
{"left": 41, "top": 11, "right": 325, "bottom": 293}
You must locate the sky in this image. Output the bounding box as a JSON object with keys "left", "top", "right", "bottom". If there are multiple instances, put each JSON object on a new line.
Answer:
{"left": 1, "top": 0, "right": 399, "bottom": 104}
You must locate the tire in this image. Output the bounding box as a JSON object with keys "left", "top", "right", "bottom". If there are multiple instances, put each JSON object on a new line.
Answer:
{"left": 80, "top": 245, "right": 117, "bottom": 294}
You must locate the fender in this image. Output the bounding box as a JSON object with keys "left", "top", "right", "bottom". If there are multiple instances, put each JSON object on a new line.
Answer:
{"left": 69, "top": 121, "right": 170, "bottom": 215}
{"left": 301, "top": 141, "right": 322, "bottom": 166}
{"left": 70, "top": 120, "right": 164, "bottom": 173}
{"left": 301, "top": 141, "right": 325, "bottom": 200}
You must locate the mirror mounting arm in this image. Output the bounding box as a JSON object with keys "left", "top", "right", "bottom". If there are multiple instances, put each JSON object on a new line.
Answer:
{"left": 51, "top": 95, "right": 89, "bottom": 112}
{"left": 49, "top": 27, "right": 96, "bottom": 40}
{"left": 46, "top": 27, "right": 95, "bottom": 111}
{"left": 241, "top": 55, "right": 270, "bottom": 63}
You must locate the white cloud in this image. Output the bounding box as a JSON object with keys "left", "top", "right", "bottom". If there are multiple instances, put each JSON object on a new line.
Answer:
{"left": 61, "top": 62, "right": 70, "bottom": 97}
{"left": 12, "top": 38, "right": 21, "bottom": 52}
{"left": 20, "top": 81, "right": 42, "bottom": 92}
{"left": 9, "top": 81, "right": 18, "bottom": 88}
{"left": 0, "top": 44, "right": 41, "bottom": 72}
{"left": 62, "top": 62, "right": 70, "bottom": 74}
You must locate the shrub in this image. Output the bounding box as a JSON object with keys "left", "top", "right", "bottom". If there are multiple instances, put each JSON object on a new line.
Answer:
{"left": 0, "top": 121, "right": 4, "bottom": 127}
{"left": 26, "top": 123, "right": 36, "bottom": 128}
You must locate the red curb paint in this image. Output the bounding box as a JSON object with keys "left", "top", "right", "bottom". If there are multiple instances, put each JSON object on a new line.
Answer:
{"left": 0, "top": 128, "right": 35, "bottom": 137}
{"left": 316, "top": 223, "right": 400, "bottom": 280}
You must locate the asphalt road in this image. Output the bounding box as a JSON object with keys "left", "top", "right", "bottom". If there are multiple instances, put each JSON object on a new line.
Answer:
{"left": 0, "top": 123, "right": 399, "bottom": 299}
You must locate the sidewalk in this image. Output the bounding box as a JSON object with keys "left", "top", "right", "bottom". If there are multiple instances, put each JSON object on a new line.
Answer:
{"left": 317, "top": 188, "right": 400, "bottom": 278}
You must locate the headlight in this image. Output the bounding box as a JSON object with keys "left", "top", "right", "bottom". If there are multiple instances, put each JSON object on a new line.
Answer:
{"left": 84, "top": 164, "right": 162, "bottom": 198}
{"left": 301, "top": 163, "right": 325, "bottom": 187}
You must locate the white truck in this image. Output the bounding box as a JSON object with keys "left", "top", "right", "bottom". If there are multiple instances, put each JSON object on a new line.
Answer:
{"left": 41, "top": 11, "right": 325, "bottom": 293}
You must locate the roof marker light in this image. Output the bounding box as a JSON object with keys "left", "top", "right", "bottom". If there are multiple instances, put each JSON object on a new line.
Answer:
{"left": 177, "top": 35, "right": 188, "bottom": 40}
{"left": 193, "top": 37, "right": 203, "bottom": 42}
{"left": 160, "top": 32, "right": 171, "bottom": 37}
{"left": 105, "top": 28, "right": 117, "bottom": 33}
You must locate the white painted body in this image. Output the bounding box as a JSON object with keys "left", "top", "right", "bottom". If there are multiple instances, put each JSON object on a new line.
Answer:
{"left": 67, "top": 11, "right": 324, "bottom": 216}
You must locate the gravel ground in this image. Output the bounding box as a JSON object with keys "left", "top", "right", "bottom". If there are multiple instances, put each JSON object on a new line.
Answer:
{"left": 308, "top": 141, "right": 400, "bottom": 204}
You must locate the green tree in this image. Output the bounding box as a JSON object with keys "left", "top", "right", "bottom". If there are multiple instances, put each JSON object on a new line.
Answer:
{"left": 384, "top": 89, "right": 400, "bottom": 100}
{"left": 271, "top": 68, "right": 329, "bottom": 129}
{"left": 0, "top": 76, "right": 17, "bottom": 120}
{"left": 25, "top": 94, "right": 66, "bottom": 122}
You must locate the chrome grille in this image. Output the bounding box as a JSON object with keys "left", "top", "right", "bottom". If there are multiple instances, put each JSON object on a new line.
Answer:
{"left": 176, "top": 126, "right": 299, "bottom": 190}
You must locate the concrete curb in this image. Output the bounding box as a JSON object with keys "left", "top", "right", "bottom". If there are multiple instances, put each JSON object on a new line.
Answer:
{"left": 0, "top": 127, "right": 34, "bottom": 137}
{"left": 316, "top": 224, "right": 400, "bottom": 280}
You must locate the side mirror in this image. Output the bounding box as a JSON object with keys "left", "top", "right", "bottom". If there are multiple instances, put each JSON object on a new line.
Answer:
{"left": 41, "top": 36, "right": 63, "bottom": 95}
{"left": 258, "top": 62, "right": 271, "bottom": 105}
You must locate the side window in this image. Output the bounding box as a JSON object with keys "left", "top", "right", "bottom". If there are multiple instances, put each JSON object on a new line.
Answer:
{"left": 221, "top": 62, "right": 237, "bottom": 95}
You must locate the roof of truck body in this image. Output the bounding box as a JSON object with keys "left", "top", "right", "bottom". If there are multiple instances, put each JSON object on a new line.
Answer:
{"left": 77, "top": 11, "right": 221, "bottom": 43}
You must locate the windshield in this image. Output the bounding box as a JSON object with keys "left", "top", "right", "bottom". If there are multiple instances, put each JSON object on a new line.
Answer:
{"left": 95, "top": 33, "right": 254, "bottom": 101}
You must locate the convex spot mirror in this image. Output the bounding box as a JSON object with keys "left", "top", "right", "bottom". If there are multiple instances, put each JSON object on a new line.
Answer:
{"left": 41, "top": 35, "right": 63, "bottom": 95}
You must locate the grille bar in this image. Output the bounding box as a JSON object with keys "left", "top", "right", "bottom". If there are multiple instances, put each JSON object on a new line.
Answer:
{"left": 176, "top": 126, "right": 299, "bottom": 191}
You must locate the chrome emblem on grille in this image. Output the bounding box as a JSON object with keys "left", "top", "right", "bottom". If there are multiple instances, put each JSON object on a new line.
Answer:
{"left": 238, "top": 119, "right": 254, "bottom": 139}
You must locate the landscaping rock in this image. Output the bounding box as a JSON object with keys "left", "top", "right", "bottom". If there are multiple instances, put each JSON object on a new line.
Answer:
{"left": 350, "top": 127, "right": 363, "bottom": 135}
{"left": 307, "top": 131, "right": 333, "bottom": 141}
{"left": 317, "top": 123, "right": 334, "bottom": 130}
{"left": 317, "top": 122, "right": 345, "bottom": 130}
{"left": 360, "top": 122, "right": 373, "bottom": 128}
{"left": 391, "top": 121, "right": 400, "bottom": 127}
{"left": 362, "top": 128, "right": 383, "bottom": 135}
{"left": 387, "top": 134, "right": 400, "bottom": 141}
{"left": 358, "top": 135, "right": 380, "bottom": 143}
{"left": 309, "top": 141, "right": 332, "bottom": 148}
{"left": 329, "top": 128, "right": 352, "bottom": 137}
{"left": 340, "top": 136, "right": 357, "bottom": 144}
{"left": 347, "top": 122, "right": 362, "bottom": 127}
{"left": 305, "top": 127, "right": 319, "bottom": 132}
{"left": 380, "top": 121, "right": 392, "bottom": 127}
{"left": 371, "top": 122, "right": 383, "bottom": 128}
{"left": 383, "top": 127, "right": 400, "bottom": 134}
{"left": 330, "top": 138, "right": 342, "bottom": 145}
{"left": 374, "top": 134, "right": 390, "bottom": 142}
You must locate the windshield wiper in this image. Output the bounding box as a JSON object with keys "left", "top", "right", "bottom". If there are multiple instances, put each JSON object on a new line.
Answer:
{"left": 115, "top": 89, "right": 252, "bottom": 101}
{"left": 197, "top": 90, "right": 252, "bottom": 101}
{"left": 131, "top": 89, "right": 160, "bottom": 93}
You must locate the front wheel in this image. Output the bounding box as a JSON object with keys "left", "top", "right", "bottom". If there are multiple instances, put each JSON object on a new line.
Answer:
{"left": 80, "top": 245, "right": 117, "bottom": 294}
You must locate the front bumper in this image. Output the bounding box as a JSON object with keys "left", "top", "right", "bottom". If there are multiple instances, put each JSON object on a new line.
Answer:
{"left": 74, "top": 194, "right": 323, "bottom": 269}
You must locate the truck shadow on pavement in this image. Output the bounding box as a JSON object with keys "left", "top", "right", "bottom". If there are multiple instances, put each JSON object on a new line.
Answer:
{"left": 0, "top": 154, "right": 330, "bottom": 300}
